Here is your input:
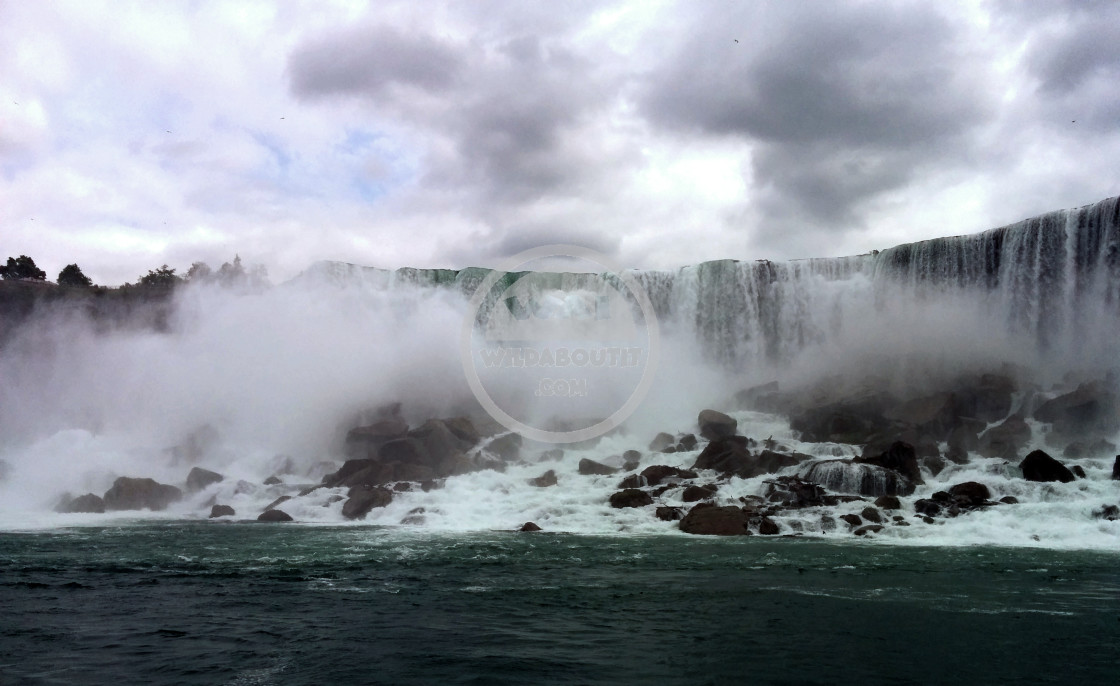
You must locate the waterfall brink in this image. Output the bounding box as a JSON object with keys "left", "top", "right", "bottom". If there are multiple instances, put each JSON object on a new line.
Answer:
{"left": 297, "top": 195, "right": 1120, "bottom": 378}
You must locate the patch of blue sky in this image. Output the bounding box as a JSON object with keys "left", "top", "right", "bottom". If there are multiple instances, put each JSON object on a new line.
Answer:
{"left": 335, "top": 127, "right": 419, "bottom": 204}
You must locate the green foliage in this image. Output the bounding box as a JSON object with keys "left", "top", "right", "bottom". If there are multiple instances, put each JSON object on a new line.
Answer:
{"left": 138, "top": 265, "right": 181, "bottom": 288}
{"left": 0, "top": 255, "right": 47, "bottom": 281}
{"left": 58, "top": 263, "right": 94, "bottom": 287}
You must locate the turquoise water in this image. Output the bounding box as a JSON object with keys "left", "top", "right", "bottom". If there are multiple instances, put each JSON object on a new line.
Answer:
{"left": 2, "top": 523, "right": 1118, "bottom": 685}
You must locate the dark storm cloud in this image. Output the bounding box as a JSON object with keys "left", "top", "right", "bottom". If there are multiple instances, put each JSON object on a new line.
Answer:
{"left": 641, "top": 2, "right": 994, "bottom": 253}
{"left": 288, "top": 25, "right": 461, "bottom": 98}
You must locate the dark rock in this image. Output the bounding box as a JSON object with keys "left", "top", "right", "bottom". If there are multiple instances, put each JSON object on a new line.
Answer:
{"left": 656, "top": 506, "right": 683, "bottom": 521}
{"left": 698, "top": 409, "right": 737, "bottom": 441}
{"left": 186, "top": 467, "right": 223, "bottom": 493}
{"left": 341, "top": 486, "right": 393, "bottom": 519}
{"left": 58, "top": 493, "right": 105, "bottom": 514}
{"left": 756, "top": 450, "right": 801, "bottom": 473}
{"left": 678, "top": 503, "right": 751, "bottom": 535}
{"left": 263, "top": 475, "right": 283, "bottom": 486}
{"left": 860, "top": 507, "right": 883, "bottom": 524}
{"left": 393, "top": 482, "right": 412, "bottom": 492}
{"left": 617, "top": 474, "right": 647, "bottom": 489}
{"left": 379, "top": 437, "right": 430, "bottom": 467}
{"left": 978, "top": 416, "right": 1031, "bottom": 459}
{"left": 789, "top": 394, "right": 894, "bottom": 444}
{"left": 609, "top": 489, "right": 653, "bottom": 508}
{"left": 999, "top": 496, "right": 1019, "bottom": 504}
{"left": 1019, "top": 450, "right": 1075, "bottom": 483}
{"left": 1033, "top": 382, "right": 1120, "bottom": 437}
{"left": 923, "top": 456, "right": 947, "bottom": 477}
{"left": 854, "top": 525, "right": 884, "bottom": 536}
{"left": 931, "top": 490, "right": 952, "bottom": 503}
{"left": 393, "top": 462, "right": 437, "bottom": 482}
{"left": 103, "top": 477, "right": 182, "bottom": 511}
{"left": 914, "top": 499, "right": 942, "bottom": 516}
{"left": 578, "top": 458, "right": 618, "bottom": 476}
{"left": 764, "top": 476, "right": 828, "bottom": 508}
{"left": 800, "top": 459, "right": 914, "bottom": 497}
{"left": 539, "top": 448, "right": 565, "bottom": 462}
{"left": 1063, "top": 439, "right": 1117, "bottom": 459}
{"left": 640, "top": 465, "right": 698, "bottom": 486}
{"left": 758, "top": 517, "right": 780, "bottom": 535}
{"left": 264, "top": 495, "right": 291, "bottom": 511}
{"left": 692, "top": 437, "right": 761, "bottom": 478}
{"left": 622, "top": 449, "right": 642, "bottom": 464}
{"left": 649, "top": 432, "right": 676, "bottom": 452}
{"left": 1072, "top": 465, "right": 1087, "bottom": 479}
{"left": 519, "top": 521, "right": 542, "bottom": 532}
{"left": 735, "top": 381, "right": 781, "bottom": 412}
{"left": 948, "top": 481, "right": 991, "bottom": 506}
{"left": 257, "top": 509, "right": 292, "bottom": 522}
{"left": 873, "top": 495, "right": 901, "bottom": 510}
{"left": 443, "top": 417, "right": 481, "bottom": 445}
{"left": 323, "top": 458, "right": 374, "bottom": 486}
{"left": 209, "top": 504, "right": 235, "bottom": 518}
{"left": 676, "top": 434, "right": 698, "bottom": 451}
{"left": 839, "top": 514, "right": 862, "bottom": 527}
{"left": 1092, "top": 505, "right": 1119, "bottom": 521}
{"left": 345, "top": 416, "right": 408, "bottom": 456}
{"left": 681, "top": 484, "right": 718, "bottom": 502}
{"left": 855, "top": 441, "right": 923, "bottom": 485}
{"left": 409, "top": 419, "right": 472, "bottom": 468}
{"left": 530, "top": 470, "right": 558, "bottom": 487}
{"left": 1113, "top": 456, "right": 1120, "bottom": 480}
{"left": 486, "top": 433, "right": 522, "bottom": 462}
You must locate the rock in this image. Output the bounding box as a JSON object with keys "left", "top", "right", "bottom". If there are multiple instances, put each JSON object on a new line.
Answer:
{"left": 656, "top": 506, "right": 683, "bottom": 521}
{"left": 1063, "top": 439, "right": 1117, "bottom": 459}
{"left": 854, "top": 525, "right": 884, "bottom": 536}
{"left": 860, "top": 507, "right": 883, "bottom": 524}
{"left": 948, "top": 481, "right": 991, "bottom": 506}
{"left": 735, "top": 381, "right": 782, "bottom": 411}
{"left": 1072, "top": 465, "right": 1087, "bottom": 479}
{"left": 324, "top": 458, "right": 377, "bottom": 487}
{"left": 1019, "top": 450, "right": 1075, "bottom": 483}
{"left": 378, "top": 437, "right": 430, "bottom": 467}
{"left": 617, "top": 474, "right": 647, "bottom": 489}
{"left": 764, "top": 476, "right": 828, "bottom": 508}
{"left": 578, "top": 458, "right": 618, "bottom": 476}
{"left": 58, "top": 493, "right": 105, "bottom": 514}
{"left": 698, "top": 409, "right": 738, "bottom": 441}
{"left": 789, "top": 394, "right": 894, "bottom": 444}
{"left": 519, "top": 521, "right": 542, "bottom": 532}
{"left": 341, "top": 486, "right": 393, "bottom": 519}
{"left": 1112, "top": 456, "right": 1120, "bottom": 480}
{"left": 756, "top": 450, "right": 801, "bottom": 473}
{"left": 264, "top": 495, "right": 291, "bottom": 511}
{"left": 409, "top": 419, "right": 471, "bottom": 468}
{"left": 622, "top": 449, "right": 642, "bottom": 464}
{"left": 681, "top": 484, "right": 717, "bottom": 502}
{"left": 692, "top": 437, "right": 760, "bottom": 478}
{"left": 485, "top": 433, "right": 522, "bottom": 461}
{"left": 539, "top": 448, "right": 564, "bottom": 462}
{"left": 855, "top": 441, "right": 923, "bottom": 485}
{"left": 185, "top": 467, "right": 223, "bottom": 493}
{"left": 914, "top": 499, "right": 941, "bottom": 516}
{"left": 873, "top": 495, "right": 901, "bottom": 510}
{"left": 676, "top": 434, "right": 698, "bottom": 451}
{"left": 1033, "top": 382, "right": 1120, "bottom": 437}
{"left": 978, "top": 416, "right": 1032, "bottom": 459}
{"left": 999, "top": 496, "right": 1019, "bottom": 504}
{"left": 443, "top": 417, "right": 481, "bottom": 445}
{"left": 345, "top": 416, "right": 409, "bottom": 456}
{"left": 758, "top": 517, "right": 780, "bottom": 535}
{"left": 263, "top": 475, "right": 283, "bottom": 486}
{"left": 640, "top": 465, "right": 698, "bottom": 486}
{"left": 839, "top": 514, "right": 862, "bottom": 527}
{"left": 103, "top": 477, "right": 182, "bottom": 511}
{"left": 257, "top": 509, "right": 293, "bottom": 522}
{"left": 800, "top": 460, "right": 914, "bottom": 497}
{"left": 648, "top": 432, "right": 676, "bottom": 452}
{"left": 609, "top": 489, "right": 653, "bottom": 508}
{"left": 209, "top": 504, "right": 235, "bottom": 518}
{"left": 530, "top": 470, "right": 558, "bottom": 487}
{"left": 678, "top": 503, "right": 752, "bottom": 535}
{"left": 1092, "top": 505, "right": 1119, "bottom": 521}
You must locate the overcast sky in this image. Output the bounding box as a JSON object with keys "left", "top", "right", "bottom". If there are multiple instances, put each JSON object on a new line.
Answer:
{"left": 2, "top": 0, "right": 1118, "bottom": 286}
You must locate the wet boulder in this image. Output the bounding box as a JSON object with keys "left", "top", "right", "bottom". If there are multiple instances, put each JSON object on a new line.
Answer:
{"left": 485, "top": 433, "right": 522, "bottom": 462}
{"left": 1033, "top": 382, "right": 1120, "bottom": 438}
{"left": 692, "top": 437, "right": 760, "bottom": 478}
{"left": 103, "top": 477, "right": 182, "bottom": 511}
{"left": 58, "top": 493, "right": 105, "bottom": 514}
{"left": 649, "top": 432, "right": 676, "bottom": 452}
{"left": 341, "top": 486, "right": 393, "bottom": 520}
{"left": 800, "top": 460, "right": 914, "bottom": 497}
{"left": 698, "top": 409, "right": 737, "bottom": 441}
{"left": 640, "top": 465, "right": 698, "bottom": 486}
{"left": 758, "top": 517, "right": 780, "bottom": 535}
{"left": 873, "top": 495, "right": 901, "bottom": 510}
{"left": 756, "top": 450, "right": 801, "bottom": 474}
{"left": 617, "top": 473, "right": 647, "bottom": 489}
{"left": 855, "top": 441, "right": 923, "bottom": 485}
{"left": 839, "top": 514, "right": 862, "bottom": 527}
{"left": 186, "top": 467, "right": 223, "bottom": 493}
{"left": 519, "top": 521, "right": 542, "bottom": 532}
{"left": 609, "top": 489, "right": 653, "bottom": 508}
{"left": 764, "top": 476, "right": 828, "bottom": 508}
{"left": 789, "top": 394, "right": 894, "bottom": 444}
{"left": 209, "top": 504, "right": 235, "bottom": 518}
{"left": 257, "top": 509, "right": 293, "bottom": 522}
{"left": 681, "top": 484, "right": 718, "bottom": 502}
{"left": 1092, "top": 505, "right": 1119, "bottom": 521}
{"left": 530, "top": 470, "right": 558, "bottom": 487}
{"left": 678, "top": 503, "right": 752, "bottom": 535}
{"left": 656, "top": 506, "right": 684, "bottom": 521}
{"left": 860, "top": 507, "right": 883, "bottom": 524}
{"left": 345, "top": 416, "right": 409, "bottom": 457}
{"left": 978, "top": 416, "right": 1032, "bottom": 459}
{"left": 1113, "top": 456, "right": 1120, "bottom": 480}
{"left": 442, "top": 417, "right": 481, "bottom": 446}
{"left": 1019, "top": 450, "right": 1075, "bottom": 483}
{"left": 677, "top": 434, "right": 698, "bottom": 451}
{"left": 578, "top": 458, "right": 618, "bottom": 476}
{"left": 409, "top": 419, "right": 472, "bottom": 469}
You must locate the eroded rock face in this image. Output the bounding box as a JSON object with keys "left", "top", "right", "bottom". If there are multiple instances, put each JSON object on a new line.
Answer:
{"left": 678, "top": 503, "right": 751, "bottom": 535}
{"left": 103, "top": 477, "right": 182, "bottom": 511}
{"left": 692, "top": 437, "right": 760, "bottom": 478}
{"left": 186, "top": 467, "right": 223, "bottom": 493}
{"left": 1019, "top": 450, "right": 1075, "bottom": 483}
{"left": 855, "top": 441, "right": 923, "bottom": 485}
{"left": 341, "top": 486, "right": 393, "bottom": 520}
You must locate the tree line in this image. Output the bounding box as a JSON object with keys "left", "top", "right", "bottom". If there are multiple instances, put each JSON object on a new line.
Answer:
{"left": 0, "top": 254, "right": 269, "bottom": 290}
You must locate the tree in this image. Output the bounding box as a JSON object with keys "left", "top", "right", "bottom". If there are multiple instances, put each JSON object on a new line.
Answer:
{"left": 0, "top": 255, "right": 47, "bottom": 281}
{"left": 186, "top": 261, "right": 213, "bottom": 282}
{"left": 58, "top": 263, "right": 94, "bottom": 287}
{"left": 138, "top": 265, "right": 181, "bottom": 288}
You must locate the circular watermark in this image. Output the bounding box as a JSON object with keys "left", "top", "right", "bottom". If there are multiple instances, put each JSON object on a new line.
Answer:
{"left": 460, "top": 245, "right": 660, "bottom": 443}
